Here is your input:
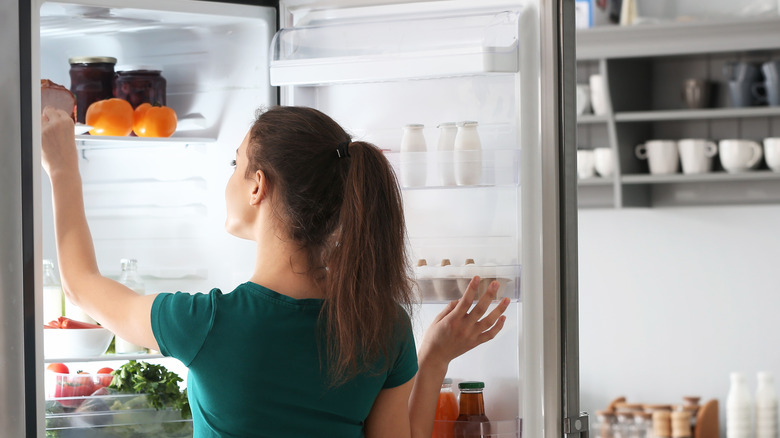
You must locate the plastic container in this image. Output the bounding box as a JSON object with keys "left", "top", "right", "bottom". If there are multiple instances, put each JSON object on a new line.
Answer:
{"left": 68, "top": 56, "right": 117, "bottom": 123}
{"left": 756, "top": 372, "right": 778, "bottom": 438}
{"left": 400, "top": 124, "right": 428, "bottom": 188}
{"left": 45, "top": 391, "right": 192, "bottom": 437}
{"left": 727, "top": 372, "right": 754, "bottom": 438}
{"left": 437, "top": 122, "right": 458, "bottom": 186}
{"left": 115, "top": 259, "right": 146, "bottom": 354}
{"left": 113, "top": 66, "right": 167, "bottom": 109}
{"left": 454, "top": 121, "right": 483, "bottom": 186}
{"left": 43, "top": 259, "right": 64, "bottom": 324}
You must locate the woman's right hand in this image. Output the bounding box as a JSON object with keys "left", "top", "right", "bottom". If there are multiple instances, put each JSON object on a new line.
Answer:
{"left": 418, "top": 276, "right": 510, "bottom": 369}
{"left": 41, "top": 106, "right": 78, "bottom": 178}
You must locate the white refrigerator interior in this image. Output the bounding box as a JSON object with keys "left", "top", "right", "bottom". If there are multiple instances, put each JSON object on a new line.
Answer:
{"left": 28, "top": 0, "right": 568, "bottom": 436}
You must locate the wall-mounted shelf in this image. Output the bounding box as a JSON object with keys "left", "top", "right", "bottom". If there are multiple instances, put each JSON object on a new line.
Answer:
{"left": 576, "top": 18, "right": 780, "bottom": 208}
{"left": 614, "top": 107, "right": 780, "bottom": 123}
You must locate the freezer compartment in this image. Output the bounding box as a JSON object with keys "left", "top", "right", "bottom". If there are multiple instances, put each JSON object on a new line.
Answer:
{"left": 46, "top": 393, "right": 192, "bottom": 437}
{"left": 415, "top": 264, "right": 520, "bottom": 303}
{"left": 386, "top": 149, "right": 520, "bottom": 188}
{"left": 270, "top": 10, "right": 521, "bottom": 84}
{"left": 433, "top": 418, "right": 521, "bottom": 437}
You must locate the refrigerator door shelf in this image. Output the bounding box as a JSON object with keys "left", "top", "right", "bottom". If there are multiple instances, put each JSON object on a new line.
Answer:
{"left": 270, "top": 10, "right": 521, "bottom": 85}
{"left": 386, "top": 149, "right": 521, "bottom": 189}
{"left": 432, "top": 418, "right": 521, "bottom": 437}
{"left": 415, "top": 263, "right": 520, "bottom": 303}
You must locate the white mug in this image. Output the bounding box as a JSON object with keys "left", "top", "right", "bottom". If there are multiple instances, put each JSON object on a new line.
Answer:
{"left": 576, "top": 84, "right": 592, "bottom": 115}
{"left": 577, "top": 150, "right": 595, "bottom": 179}
{"left": 594, "top": 147, "right": 614, "bottom": 177}
{"left": 764, "top": 137, "right": 780, "bottom": 172}
{"left": 589, "top": 75, "right": 609, "bottom": 116}
{"left": 678, "top": 139, "right": 718, "bottom": 174}
{"left": 635, "top": 140, "right": 679, "bottom": 175}
{"left": 719, "top": 139, "right": 763, "bottom": 173}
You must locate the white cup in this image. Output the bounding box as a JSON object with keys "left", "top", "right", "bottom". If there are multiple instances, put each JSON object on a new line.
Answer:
{"left": 764, "top": 137, "right": 780, "bottom": 172}
{"left": 678, "top": 139, "right": 718, "bottom": 174}
{"left": 635, "top": 140, "right": 679, "bottom": 174}
{"left": 594, "top": 147, "right": 614, "bottom": 177}
{"left": 719, "top": 139, "right": 763, "bottom": 173}
{"left": 577, "top": 150, "right": 595, "bottom": 178}
{"left": 576, "top": 84, "right": 592, "bottom": 115}
{"left": 589, "top": 75, "right": 609, "bottom": 116}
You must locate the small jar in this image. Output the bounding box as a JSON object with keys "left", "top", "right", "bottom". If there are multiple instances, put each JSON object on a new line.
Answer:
{"left": 69, "top": 56, "right": 117, "bottom": 123}
{"left": 595, "top": 410, "right": 616, "bottom": 438}
{"left": 113, "top": 66, "right": 167, "bottom": 109}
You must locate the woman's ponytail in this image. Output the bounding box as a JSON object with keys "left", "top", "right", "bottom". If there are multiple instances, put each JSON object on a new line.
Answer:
{"left": 323, "top": 141, "right": 415, "bottom": 385}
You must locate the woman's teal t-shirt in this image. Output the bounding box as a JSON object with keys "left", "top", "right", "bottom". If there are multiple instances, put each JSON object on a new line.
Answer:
{"left": 150, "top": 282, "right": 418, "bottom": 438}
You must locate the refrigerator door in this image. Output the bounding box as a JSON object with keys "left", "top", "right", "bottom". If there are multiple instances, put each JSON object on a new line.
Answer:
{"left": 273, "top": 0, "right": 581, "bottom": 437}
{"left": 1, "top": 1, "right": 37, "bottom": 436}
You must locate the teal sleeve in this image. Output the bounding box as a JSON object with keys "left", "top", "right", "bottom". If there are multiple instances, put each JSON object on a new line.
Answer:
{"left": 151, "top": 290, "right": 220, "bottom": 367}
{"left": 383, "top": 314, "right": 419, "bottom": 389}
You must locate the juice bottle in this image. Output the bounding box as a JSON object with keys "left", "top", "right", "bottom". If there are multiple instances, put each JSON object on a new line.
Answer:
{"left": 453, "top": 381, "right": 491, "bottom": 438}
{"left": 433, "top": 378, "right": 459, "bottom": 438}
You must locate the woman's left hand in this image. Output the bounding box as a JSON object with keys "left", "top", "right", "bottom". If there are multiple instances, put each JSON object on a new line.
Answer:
{"left": 41, "top": 106, "right": 78, "bottom": 178}
{"left": 417, "top": 276, "right": 510, "bottom": 368}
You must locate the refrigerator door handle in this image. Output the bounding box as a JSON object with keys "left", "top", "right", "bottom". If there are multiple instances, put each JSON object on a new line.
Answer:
{"left": 563, "top": 412, "right": 590, "bottom": 436}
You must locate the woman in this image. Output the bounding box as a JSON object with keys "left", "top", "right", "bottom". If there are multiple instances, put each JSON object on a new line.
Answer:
{"left": 40, "top": 105, "right": 509, "bottom": 437}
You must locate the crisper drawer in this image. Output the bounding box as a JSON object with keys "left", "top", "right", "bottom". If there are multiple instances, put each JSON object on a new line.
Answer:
{"left": 46, "top": 393, "right": 192, "bottom": 438}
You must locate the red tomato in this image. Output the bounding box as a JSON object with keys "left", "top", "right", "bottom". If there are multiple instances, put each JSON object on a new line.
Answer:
{"left": 95, "top": 367, "right": 114, "bottom": 387}
{"left": 46, "top": 363, "right": 69, "bottom": 374}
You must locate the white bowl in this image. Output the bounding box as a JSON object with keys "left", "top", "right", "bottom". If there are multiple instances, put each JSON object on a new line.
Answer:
{"left": 44, "top": 328, "right": 114, "bottom": 359}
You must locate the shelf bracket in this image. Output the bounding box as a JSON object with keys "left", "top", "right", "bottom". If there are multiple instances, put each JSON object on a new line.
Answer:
{"left": 563, "top": 412, "right": 590, "bottom": 436}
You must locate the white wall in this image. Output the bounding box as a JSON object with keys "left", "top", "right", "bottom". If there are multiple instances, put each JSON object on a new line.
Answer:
{"left": 578, "top": 205, "right": 780, "bottom": 430}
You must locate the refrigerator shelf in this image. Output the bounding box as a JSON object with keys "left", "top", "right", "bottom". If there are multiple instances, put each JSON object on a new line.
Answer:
{"left": 75, "top": 135, "right": 217, "bottom": 152}
{"left": 270, "top": 11, "right": 521, "bottom": 85}
{"left": 415, "top": 264, "right": 521, "bottom": 303}
{"left": 44, "top": 353, "right": 164, "bottom": 364}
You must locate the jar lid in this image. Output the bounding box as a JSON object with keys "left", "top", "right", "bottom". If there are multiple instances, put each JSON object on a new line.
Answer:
{"left": 437, "top": 122, "right": 457, "bottom": 128}
{"left": 458, "top": 381, "right": 484, "bottom": 389}
{"left": 615, "top": 402, "right": 643, "bottom": 411}
{"left": 115, "top": 64, "right": 162, "bottom": 73}
{"left": 404, "top": 123, "right": 424, "bottom": 129}
{"left": 69, "top": 56, "right": 117, "bottom": 65}
{"left": 595, "top": 410, "right": 615, "bottom": 417}
{"left": 458, "top": 121, "right": 479, "bottom": 127}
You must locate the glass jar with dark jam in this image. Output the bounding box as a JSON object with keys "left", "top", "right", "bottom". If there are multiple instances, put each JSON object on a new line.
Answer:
{"left": 113, "top": 67, "right": 166, "bottom": 109}
{"left": 68, "top": 56, "right": 117, "bottom": 123}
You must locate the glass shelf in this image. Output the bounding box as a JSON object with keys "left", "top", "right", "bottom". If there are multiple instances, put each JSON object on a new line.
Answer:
{"left": 44, "top": 353, "right": 164, "bottom": 364}
{"left": 76, "top": 135, "right": 216, "bottom": 152}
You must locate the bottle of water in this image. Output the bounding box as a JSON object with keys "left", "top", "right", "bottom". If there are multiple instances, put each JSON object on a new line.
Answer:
{"left": 728, "top": 372, "right": 754, "bottom": 438}
{"left": 42, "top": 259, "right": 64, "bottom": 324}
{"left": 757, "top": 372, "right": 778, "bottom": 438}
{"left": 115, "top": 258, "right": 147, "bottom": 354}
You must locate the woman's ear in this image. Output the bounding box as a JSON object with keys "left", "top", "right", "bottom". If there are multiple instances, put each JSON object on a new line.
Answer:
{"left": 249, "top": 169, "right": 267, "bottom": 206}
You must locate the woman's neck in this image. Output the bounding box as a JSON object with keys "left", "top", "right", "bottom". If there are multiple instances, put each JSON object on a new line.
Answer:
{"left": 249, "top": 227, "right": 322, "bottom": 300}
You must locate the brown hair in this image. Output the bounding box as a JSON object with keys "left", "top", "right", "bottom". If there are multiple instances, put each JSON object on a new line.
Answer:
{"left": 246, "top": 106, "right": 415, "bottom": 384}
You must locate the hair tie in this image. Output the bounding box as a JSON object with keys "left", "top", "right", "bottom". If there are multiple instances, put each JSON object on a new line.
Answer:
{"left": 336, "top": 141, "right": 351, "bottom": 159}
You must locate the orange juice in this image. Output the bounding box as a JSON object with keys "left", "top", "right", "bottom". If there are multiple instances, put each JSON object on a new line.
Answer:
{"left": 433, "top": 378, "right": 459, "bottom": 438}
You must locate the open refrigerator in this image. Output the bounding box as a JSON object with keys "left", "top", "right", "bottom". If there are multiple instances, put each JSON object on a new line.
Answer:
{"left": 0, "top": 0, "right": 582, "bottom": 436}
